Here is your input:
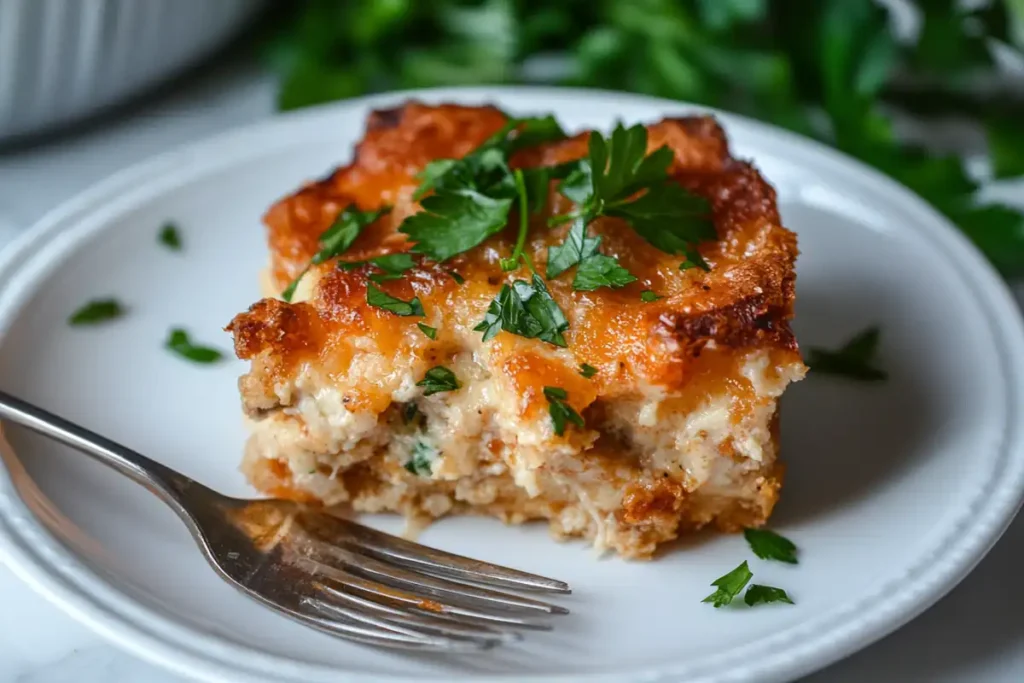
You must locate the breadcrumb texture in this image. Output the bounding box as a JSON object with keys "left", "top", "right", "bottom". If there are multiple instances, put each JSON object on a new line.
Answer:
{"left": 227, "top": 102, "right": 806, "bottom": 559}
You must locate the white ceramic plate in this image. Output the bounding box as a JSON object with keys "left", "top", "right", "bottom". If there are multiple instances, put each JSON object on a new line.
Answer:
{"left": 0, "top": 87, "right": 1023, "bottom": 683}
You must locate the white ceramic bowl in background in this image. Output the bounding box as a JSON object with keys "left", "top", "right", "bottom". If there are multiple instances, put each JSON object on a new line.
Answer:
{"left": 0, "top": 0, "right": 265, "bottom": 143}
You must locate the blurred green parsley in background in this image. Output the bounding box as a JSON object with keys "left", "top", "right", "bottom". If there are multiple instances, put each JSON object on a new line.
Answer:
{"left": 263, "top": 0, "right": 1024, "bottom": 274}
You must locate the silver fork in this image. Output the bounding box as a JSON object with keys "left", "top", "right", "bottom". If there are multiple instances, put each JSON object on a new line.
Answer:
{"left": 0, "top": 390, "right": 570, "bottom": 651}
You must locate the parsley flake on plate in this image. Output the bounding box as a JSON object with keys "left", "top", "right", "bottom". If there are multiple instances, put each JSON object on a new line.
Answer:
{"left": 579, "top": 363, "right": 598, "bottom": 378}
{"left": 543, "top": 386, "right": 585, "bottom": 436}
{"left": 806, "top": 325, "right": 887, "bottom": 381}
{"left": 366, "top": 283, "right": 425, "bottom": 317}
{"left": 69, "top": 298, "right": 125, "bottom": 326}
{"left": 640, "top": 290, "right": 663, "bottom": 302}
{"left": 282, "top": 205, "right": 391, "bottom": 301}
{"left": 744, "top": 528, "right": 798, "bottom": 564}
{"left": 158, "top": 222, "right": 182, "bottom": 250}
{"left": 702, "top": 561, "right": 753, "bottom": 608}
{"left": 416, "top": 366, "right": 461, "bottom": 396}
{"left": 165, "top": 328, "right": 223, "bottom": 364}
{"left": 474, "top": 275, "right": 569, "bottom": 347}
{"left": 744, "top": 585, "right": 794, "bottom": 607}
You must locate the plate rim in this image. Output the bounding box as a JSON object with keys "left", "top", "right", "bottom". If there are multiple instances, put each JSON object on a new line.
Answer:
{"left": 0, "top": 85, "right": 1022, "bottom": 683}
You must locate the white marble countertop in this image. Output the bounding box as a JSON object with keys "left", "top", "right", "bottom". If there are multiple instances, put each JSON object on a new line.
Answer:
{"left": 1, "top": 59, "right": 1023, "bottom": 683}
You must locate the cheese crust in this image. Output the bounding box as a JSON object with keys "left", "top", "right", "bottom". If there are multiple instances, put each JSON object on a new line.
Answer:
{"left": 227, "top": 102, "right": 806, "bottom": 558}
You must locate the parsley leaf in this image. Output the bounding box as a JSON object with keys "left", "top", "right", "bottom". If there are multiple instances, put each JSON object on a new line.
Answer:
{"left": 474, "top": 274, "right": 569, "bottom": 347}
{"left": 605, "top": 182, "right": 715, "bottom": 262}
{"left": 402, "top": 190, "right": 514, "bottom": 262}
{"left": 416, "top": 366, "right": 461, "bottom": 395}
{"left": 339, "top": 252, "right": 416, "bottom": 282}
{"left": 702, "top": 561, "right": 753, "bottom": 608}
{"left": 579, "top": 363, "right": 598, "bottom": 378}
{"left": 405, "top": 440, "right": 437, "bottom": 476}
{"left": 400, "top": 116, "right": 566, "bottom": 262}
{"left": 366, "top": 283, "right": 425, "bottom": 317}
{"left": 573, "top": 253, "right": 637, "bottom": 290}
{"left": 69, "top": 299, "right": 125, "bottom": 326}
{"left": 417, "top": 322, "right": 437, "bottom": 339}
{"left": 448, "top": 271, "right": 466, "bottom": 285}
{"left": 158, "top": 223, "right": 182, "bottom": 250}
{"left": 806, "top": 326, "right": 887, "bottom": 381}
{"left": 744, "top": 585, "right": 794, "bottom": 607}
{"left": 543, "top": 386, "right": 585, "bottom": 436}
{"left": 744, "top": 528, "right": 798, "bottom": 564}
{"left": 546, "top": 218, "right": 601, "bottom": 278}
{"left": 283, "top": 205, "right": 390, "bottom": 301}
{"left": 640, "top": 290, "right": 663, "bottom": 302}
{"left": 165, "top": 329, "right": 223, "bottom": 364}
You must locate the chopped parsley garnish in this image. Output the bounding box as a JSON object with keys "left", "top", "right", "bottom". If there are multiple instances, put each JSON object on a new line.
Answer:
{"left": 806, "top": 326, "right": 888, "bottom": 381}
{"left": 744, "top": 528, "right": 798, "bottom": 564}
{"left": 702, "top": 561, "right": 753, "bottom": 608}
{"left": 573, "top": 253, "right": 637, "bottom": 291}
{"left": 405, "top": 440, "right": 437, "bottom": 476}
{"left": 499, "top": 169, "right": 531, "bottom": 272}
{"left": 744, "top": 585, "right": 794, "bottom": 607}
{"left": 165, "top": 329, "right": 223, "bottom": 364}
{"left": 417, "top": 322, "right": 437, "bottom": 339}
{"left": 448, "top": 271, "right": 465, "bottom": 285}
{"left": 579, "top": 363, "right": 598, "bottom": 378}
{"left": 399, "top": 117, "right": 566, "bottom": 262}
{"left": 474, "top": 275, "right": 569, "bottom": 348}
{"left": 69, "top": 299, "right": 125, "bottom": 326}
{"left": 416, "top": 366, "right": 460, "bottom": 395}
{"left": 543, "top": 386, "right": 585, "bottom": 436}
{"left": 547, "top": 123, "right": 711, "bottom": 290}
{"left": 640, "top": 290, "right": 663, "bottom": 302}
{"left": 366, "top": 283, "right": 424, "bottom": 317}
{"left": 340, "top": 252, "right": 416, "bottom": 282}
{"left": 546, "top": 219, "right": 600, "bottom": 278}
{"left": 282, "top": 205, "right": 390, "bottom": 301}
{"left": 158, "top": 223, "right": 182, "bottom": 250}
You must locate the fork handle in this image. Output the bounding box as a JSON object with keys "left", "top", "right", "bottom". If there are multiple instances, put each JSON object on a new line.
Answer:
{"left": 0, "top": 388, "right": 205, "bottom": 507}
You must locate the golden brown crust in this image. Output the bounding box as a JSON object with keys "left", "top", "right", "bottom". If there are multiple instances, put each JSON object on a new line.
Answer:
{"left": 229, "top": 102, "right": 801, "bottom": 406}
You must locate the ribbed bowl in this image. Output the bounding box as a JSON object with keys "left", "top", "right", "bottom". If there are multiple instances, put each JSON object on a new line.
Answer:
{"left": 0, "top": 0, "right": 265, "bottom": 142}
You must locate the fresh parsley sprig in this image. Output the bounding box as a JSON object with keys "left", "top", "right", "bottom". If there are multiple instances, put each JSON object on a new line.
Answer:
{"left": 546, "top": 123, "right": 714, "bottom": 289}
{"left": 399, "top": 117, "right": 566, "bottom": 263}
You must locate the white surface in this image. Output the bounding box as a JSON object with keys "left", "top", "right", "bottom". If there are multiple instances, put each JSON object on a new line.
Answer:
{"left": 0, "top": 63, "right": 1022, "bottom": 683}
{"left": 0, "top": 0, "right": 263, "bottom": 141}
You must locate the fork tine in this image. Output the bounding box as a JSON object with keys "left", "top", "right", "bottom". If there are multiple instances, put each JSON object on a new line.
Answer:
{"left": 306, "top": 514, "right": 571, "bottom": 593}
{"left": 312, "top": 583, "right": 520, "bottom": 646}
{"left": 300, "top": 592, "right": 498, "bottom": 650}
{"left": 306, "top": 561, "right": 556, "bottom": 630}
{"left": 298, "top": 533, "right": 568, "bottom": 615}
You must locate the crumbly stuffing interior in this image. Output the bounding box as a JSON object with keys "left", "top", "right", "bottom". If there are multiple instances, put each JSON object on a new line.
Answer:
{"left": 228, "top": 103, "right": 806, "bottom": 558}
